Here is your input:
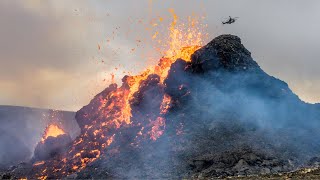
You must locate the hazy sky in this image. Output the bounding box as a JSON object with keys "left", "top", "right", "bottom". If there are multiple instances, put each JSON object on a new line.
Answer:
{"left": 0, "top": 0, "right": 319, "bottom": 111}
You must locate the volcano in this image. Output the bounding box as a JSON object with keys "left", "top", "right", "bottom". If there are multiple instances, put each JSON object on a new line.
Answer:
{"left": 2, "top": 35, "right": 320, "bottom": 179}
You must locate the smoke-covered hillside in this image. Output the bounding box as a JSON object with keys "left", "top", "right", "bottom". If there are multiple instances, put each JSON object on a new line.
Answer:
{"left": 2, "top": 35, "right": 320, "bottom": 179}
{"left": 0, "top": 106, "right": 79, "bottom": 169}
{"left": 75, "top": 35, "right": 320, "bottom": 179}
{"left": 77, "top": 35, "right": 320, "bottom": 178}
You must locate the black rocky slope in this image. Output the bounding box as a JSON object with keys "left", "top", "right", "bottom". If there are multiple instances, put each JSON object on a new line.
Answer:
{"left": 75, "top": 35, "right": 320, "bottom": 179}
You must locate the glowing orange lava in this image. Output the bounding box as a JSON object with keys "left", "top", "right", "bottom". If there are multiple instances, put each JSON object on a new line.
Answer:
{"left": 33, "top": 9, "right": 208, "bottom": 179}
{"left": 160, "top": 94, "right": 172, "bottom": 115}
{"left": 41, "top": 124, "right": 66, "bottom": 141}
{"left": 33, "top": 161, "right": 45, "bottom": 166}
{"left": 114, "top": 8, "right": 207, "bottom": 125}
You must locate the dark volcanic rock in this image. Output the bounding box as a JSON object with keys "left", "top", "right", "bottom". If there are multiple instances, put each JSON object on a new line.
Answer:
{"left": 191, "top": 34, "right": 259, "bottom": 73}
{"left": 75, "top": 84, "right": 118, "bottom": 131}
{"left": 33, "top": 134, "right": 72, "bottom": 161}
{"left": 189, "top": 34, "right": 297, "bottom": 101}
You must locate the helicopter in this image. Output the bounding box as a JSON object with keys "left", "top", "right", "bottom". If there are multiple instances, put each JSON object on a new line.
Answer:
{"left": 222, "top": 16, "right": 239, "bottom": 25}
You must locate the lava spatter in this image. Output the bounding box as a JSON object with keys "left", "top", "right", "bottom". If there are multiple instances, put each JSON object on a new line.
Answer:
{"left": 31, "top": 10, "right": 207, "bottom": 179}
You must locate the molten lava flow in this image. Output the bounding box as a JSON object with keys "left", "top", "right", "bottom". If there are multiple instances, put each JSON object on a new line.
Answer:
{"left": 41, "top": 124, "right": 66, "bottom": 141}
{"left": 33, "top": 161, "right": 45, "bottom": 166}
{"left": 160, "top": 94, "right": 172, "bottom": 115}
{"left": 150, "top": 117, "right": 166, "bottom": 141}
{"left": 95, "top": 10, "right": 204, "bottom": 131}
{"left": 116, "top": 9, "right": 206, "bottom": 122}
{"left": 32, "top": 10, "right": 207, "bottom": 179}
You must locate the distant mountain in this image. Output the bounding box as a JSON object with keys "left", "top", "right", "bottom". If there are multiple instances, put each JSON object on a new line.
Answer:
{"left": 0, "top": 105, "right": 79, "bottom": 168}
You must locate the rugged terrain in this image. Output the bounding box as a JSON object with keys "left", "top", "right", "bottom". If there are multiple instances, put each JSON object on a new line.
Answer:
{"left": 74, "top": 35, "right": 320, "bottom": 179}
{"left": 1, "top": 35, "right": 320, "bottom": 179}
